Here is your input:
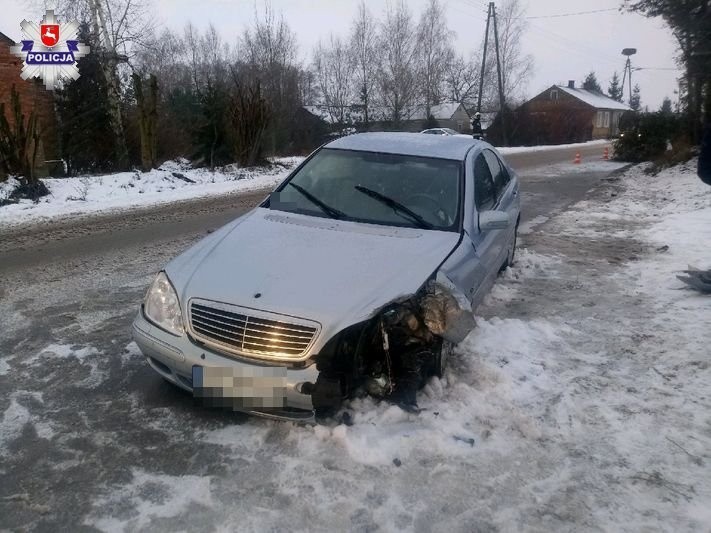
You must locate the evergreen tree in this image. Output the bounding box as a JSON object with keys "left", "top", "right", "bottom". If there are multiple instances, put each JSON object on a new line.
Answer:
{"left": 193, "top": 81, "right": 232, "bottom": 169}
{"left": 660, "top": 96, "right": 673, "bottom": 114}
{"left": 55, "top": 25, "right": 118, "bottom": 174}
{"left": 582, "top": 71, "right": 602, "bottom": 93}
{"left": 608, "top": 72, "right": 624, "bottom": 102}
{"left": 630, "top": 84, "right": 642, "bottom": 111}
{"left": 629, "top": 1, "right": 711, "bottom": 139}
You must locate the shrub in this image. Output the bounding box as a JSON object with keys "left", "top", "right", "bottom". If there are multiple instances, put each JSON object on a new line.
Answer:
{"left": 613, "top": 111, "right": 685, "bottom": 163}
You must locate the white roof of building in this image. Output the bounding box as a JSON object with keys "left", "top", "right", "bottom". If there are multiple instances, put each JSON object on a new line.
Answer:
{"left": 408, "top": 102, "right": 466, "bottom": 120}
{"left": 557, "top": 86, "right": 631, "bottom": 111}
{"left": 303, "top": 102, "right": 467, "bottom": 124}
{"left": 302, "top": 105, "right": 388, "bottom": 125}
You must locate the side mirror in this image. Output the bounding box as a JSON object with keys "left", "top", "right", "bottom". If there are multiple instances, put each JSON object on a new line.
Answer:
{"left": 479, "top": 210, "right": 510, "bottom": 231}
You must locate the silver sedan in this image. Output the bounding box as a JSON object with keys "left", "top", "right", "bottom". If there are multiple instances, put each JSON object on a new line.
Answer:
{"left": 133, "top": 132, "right": 521, "bottom": 421}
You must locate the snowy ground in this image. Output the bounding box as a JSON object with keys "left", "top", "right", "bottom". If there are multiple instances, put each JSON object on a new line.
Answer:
{"left": 1, "top": 159, "right": 709, "bottom": 531}
{"left": 0, "top": 157, "right": 303, "bottom": 229}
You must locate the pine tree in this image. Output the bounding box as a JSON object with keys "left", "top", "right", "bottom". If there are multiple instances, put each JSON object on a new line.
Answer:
{"left": 55, "top": 25, "right": 118, "bottom": 174}
{"left": 659, "top": 96, "right": 673, "bottom": 114}
{"left": 582, "top": 71, "right": 602, "bottom": 93}
{"left": 608, "top": 72, "right": 624, "bottom": 102}
{"left": 629, "top": 0, "right": 710, "bottom": 139}
{"left": 630, "top": 84, "right": 642, "bottom": 111}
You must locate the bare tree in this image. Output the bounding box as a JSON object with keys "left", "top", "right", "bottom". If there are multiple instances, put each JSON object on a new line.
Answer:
{"left": 240, "top": 5, "right": 301, "bottom": 152}
{"left": 349, "top": 1, "right": 380, "bottom": 127}
{"left": 182, "top": 23, "right": 232, "bottom": 94}
{"left": 241, "top": 4, "right": 298, "bottom": 86}
{"left": 379, "top": 1, "right": 417, "bottom": 125}
{"left": 313, "top": 35, "right": 355, "bottom": 127}
{"left": 415, "top": 0, "right": 454, "bottom": 116}
{"left": 494, "top": 0, "right": 534, "bottom": 106}
{"left": 445, "top": 53, "right": 480, "bottom": 110}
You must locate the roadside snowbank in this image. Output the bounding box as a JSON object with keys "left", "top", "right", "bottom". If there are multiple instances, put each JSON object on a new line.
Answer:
{"left": 498, "top": 138, "right": 609, "bottom": 155}
{"left": 0, "top": 157, "right": 303, "bottom": 229}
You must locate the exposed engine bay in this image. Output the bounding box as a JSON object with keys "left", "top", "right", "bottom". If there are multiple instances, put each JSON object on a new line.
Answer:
{"left": 311, "top": 274, "right": 476, "bottom": 417}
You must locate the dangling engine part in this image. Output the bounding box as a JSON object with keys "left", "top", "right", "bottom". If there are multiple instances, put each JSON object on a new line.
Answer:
{"left": 312, "top": 272, "right": 475, "bottom": 416}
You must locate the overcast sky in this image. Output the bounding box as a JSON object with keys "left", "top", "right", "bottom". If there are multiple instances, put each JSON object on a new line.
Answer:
{"left": 1, "top": 0, "right": 681, "bottom": 108}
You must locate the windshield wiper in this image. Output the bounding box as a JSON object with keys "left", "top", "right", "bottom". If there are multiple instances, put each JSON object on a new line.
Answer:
{"left": 287, "top": 182, "right": 347, "bottom": 220}
{"left": 354, "top": 185, "right": 434, "bottom": 230}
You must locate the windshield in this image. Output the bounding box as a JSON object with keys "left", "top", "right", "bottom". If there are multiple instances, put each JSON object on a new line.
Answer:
{"left": 270, "top": 148, "right": 462, "bottom": 231}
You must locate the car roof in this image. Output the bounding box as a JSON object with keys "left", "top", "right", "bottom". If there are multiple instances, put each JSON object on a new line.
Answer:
{"left": 325, "top": 132, "right": 481, "bottom": 161}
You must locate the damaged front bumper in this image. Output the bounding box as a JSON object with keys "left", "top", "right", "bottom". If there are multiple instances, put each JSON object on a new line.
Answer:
{"left": 132, "top": 310, "right": 320, "bottom": 422}
{"left": 132, "top": 273, "right": 476, "bottom": 422}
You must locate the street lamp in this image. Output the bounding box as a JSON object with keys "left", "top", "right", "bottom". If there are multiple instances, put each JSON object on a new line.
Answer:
{"left": 621, "top": 48, "right": 637, "bottom": 105}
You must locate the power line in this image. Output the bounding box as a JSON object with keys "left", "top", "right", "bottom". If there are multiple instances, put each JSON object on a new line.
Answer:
{"left": 523, "top": 8, "right": 619, "bottom": 20}
{"left": 633, "top": 67, "right": 681, "bottom": 71}
{"left": 524, "top": 20, "right": 622, "bottom": 68}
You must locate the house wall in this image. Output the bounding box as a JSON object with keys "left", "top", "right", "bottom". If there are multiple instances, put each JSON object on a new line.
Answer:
{"left": 447, "top": 106, "right": 472, "bottom": 132}
{"left": 508, "top": 87, "right": 595, "bottom": 145}
{"left": 0, "top": 35, "right": 58, "bottom": 177}
{"left": 592, "top": 109, "right": 625, "bottom": 138}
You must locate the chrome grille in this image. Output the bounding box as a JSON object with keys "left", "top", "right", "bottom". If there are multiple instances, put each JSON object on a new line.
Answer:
{"left": 189, "top": 301, "right": 318, "bottom": 360}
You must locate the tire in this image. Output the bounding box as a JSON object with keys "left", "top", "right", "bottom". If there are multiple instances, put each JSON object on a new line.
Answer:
{"left": 508, "top": 220, "right": 519, "bottom": 266}
{"left": 500, "top": 220, "right": 519, "bottom": 271}
{"left": 434, "top": 340, "right": 454, "bottom": 378}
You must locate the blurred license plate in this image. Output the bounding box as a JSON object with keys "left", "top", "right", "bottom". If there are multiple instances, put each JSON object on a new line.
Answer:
{"left": 192, "top": 365, "right": 287, "bottom": 409}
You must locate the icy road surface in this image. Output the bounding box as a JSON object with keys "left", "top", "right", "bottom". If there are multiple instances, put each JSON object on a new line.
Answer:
{"left": 1, "top": 160, "right": 709, "bottom": 531}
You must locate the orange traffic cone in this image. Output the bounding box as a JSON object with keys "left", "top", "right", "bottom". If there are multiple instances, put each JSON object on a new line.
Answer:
{"left": 574, "top": 152, "right": 581, "bottom": 164}
{"left": 603, "top": 147, "right": 610, "bottom": 160}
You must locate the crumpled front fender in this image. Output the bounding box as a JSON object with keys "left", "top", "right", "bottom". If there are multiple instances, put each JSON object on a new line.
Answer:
{"left": 420, "top": 271, "right": 477, "bottom": 344}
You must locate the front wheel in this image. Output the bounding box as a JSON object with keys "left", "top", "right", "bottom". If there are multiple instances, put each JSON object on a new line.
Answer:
{"left": 433, "top": 340, "right": 454, "bottom": 378}
{"left": 502, "top": 220, "right": 519, "bottom": 270}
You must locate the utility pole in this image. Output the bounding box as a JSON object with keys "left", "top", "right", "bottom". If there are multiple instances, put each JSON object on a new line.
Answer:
{"left": 492, "top": 4, "right": 506, "bottom": 145}
{"left": 476, "top": 5, "right": 491, "bottom": 115}
{"left": 476, "top": 2, "right": 506, "bottom": 145}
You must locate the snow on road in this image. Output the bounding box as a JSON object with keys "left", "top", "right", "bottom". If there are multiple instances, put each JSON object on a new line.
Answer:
{"left": 1, "top": 159, "right": 709, "bottom": 531}
{"left": 0, "top": 157, "right": 303, "bottom": 229}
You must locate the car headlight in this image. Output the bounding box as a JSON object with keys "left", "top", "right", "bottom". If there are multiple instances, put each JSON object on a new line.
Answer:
{"left": 144, "top": 272, "right": 184, "bottom": 336}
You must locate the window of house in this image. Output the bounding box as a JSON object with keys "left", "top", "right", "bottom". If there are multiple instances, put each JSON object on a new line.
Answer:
{"left": 604, "top": 111, "right": 610, "bottom": 128}
{"left": 550, "top": 90, "right": 559, "bottom": 101}
{"left": 596, "top": 111, "right": 604, "bottom": 128}
{"left": 457, "top": 121, "right": 463, "bottom": 131}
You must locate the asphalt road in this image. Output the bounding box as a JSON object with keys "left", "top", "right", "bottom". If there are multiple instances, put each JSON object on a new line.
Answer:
{"left": 0, "top": 142, "right": 619, "bottom": 531}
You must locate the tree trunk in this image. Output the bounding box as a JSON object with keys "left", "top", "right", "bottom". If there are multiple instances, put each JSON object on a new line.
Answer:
{"left": 148, "top": 75, "right": 158, "bottom": 166}
{"left": 92, "top": 0, "right": 129, "bottom": 170}
{"left": 132, "top": 73, "right": 159, "bottom": 172}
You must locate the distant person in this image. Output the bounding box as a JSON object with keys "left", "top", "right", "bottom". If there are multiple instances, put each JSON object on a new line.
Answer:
{"left": 471, "top": 113, "right": 483, "bottom": 140}
{"left": 699, "top": 121, "right": 711, "bottom": 186}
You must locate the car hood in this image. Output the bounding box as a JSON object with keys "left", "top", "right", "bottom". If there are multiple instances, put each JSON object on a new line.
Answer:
{"left": 166, "top": 208, "right": 460, "bottom": 341}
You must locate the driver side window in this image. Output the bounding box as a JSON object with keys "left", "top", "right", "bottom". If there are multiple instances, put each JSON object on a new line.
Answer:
{"left": 474, "top": 153, "right": 496, "bottom": 211}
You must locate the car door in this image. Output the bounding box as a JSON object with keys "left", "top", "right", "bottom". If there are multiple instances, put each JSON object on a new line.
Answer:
{"left": 483, "top": 149, "right": 518, "bottom": 263}
{"left": 467, "top": 151, "right": 503, "bottom": 307}
{"left": 438, "top": 151, "right": 491, "bottom": 309}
